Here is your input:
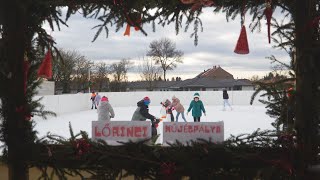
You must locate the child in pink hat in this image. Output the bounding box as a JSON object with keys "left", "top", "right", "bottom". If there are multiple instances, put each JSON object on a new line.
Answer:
{"left": 97, "top": 96, "right": 115, "bottom": 121}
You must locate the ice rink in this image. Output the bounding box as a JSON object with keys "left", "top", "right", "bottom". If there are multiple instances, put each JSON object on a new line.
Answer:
{"left": 33, "top": 105, "right": 274, "bottom": 140}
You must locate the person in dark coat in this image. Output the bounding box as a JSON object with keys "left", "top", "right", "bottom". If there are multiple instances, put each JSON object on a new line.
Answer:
{"left": 223, "top": 89, "right": 233, "bottom": 111}
{"left": 131, "top": 97, "right": 159, "bottom": 136}
{"left": 90, "top": 91, "right": 97, "bottom": 109}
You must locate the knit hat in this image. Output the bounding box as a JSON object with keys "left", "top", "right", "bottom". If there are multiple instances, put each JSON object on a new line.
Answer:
{"left": 143, "top": 96, "right": 150, "bottom": 105}
{"left": 193, "top": 92, "right": 200, "bottom": 98}
{"left": 172, "top": 95, "right": 177, "bottom": 100}
{"left": 101, "top": 96, "right": 108, "bottom": 102}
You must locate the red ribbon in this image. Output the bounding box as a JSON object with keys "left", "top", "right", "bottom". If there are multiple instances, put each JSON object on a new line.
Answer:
{"left": 124, "top": 13, "right": 141, "bottom": 36}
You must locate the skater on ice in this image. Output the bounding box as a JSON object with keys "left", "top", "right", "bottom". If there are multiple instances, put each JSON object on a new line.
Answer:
{"left": 187, "top": 92, "right": 206, "bottom": 122}
{"left": 171, "top": 96, "right": 187, "bottom": 122}
{"left": 97, "top": 96, "right": 115, "bottom": 121}
{"left": 222, "top": 89, "right": 233, "bottom": 111}
{"left": 160, "top": 99, "right": 174, "bottom": 122}
{"left": 95, "top": 92, "right": 102, "bottom": 107}
{"left": 90, "top": 91, "right": 97, "bottom": 109}
{"left": 131, "top": 96, "right": 160, "bottom": 136}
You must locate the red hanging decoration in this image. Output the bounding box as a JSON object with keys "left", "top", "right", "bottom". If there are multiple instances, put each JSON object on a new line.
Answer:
{"left": 23, "top": 54, "right": 30, "bottom": 95}
{"left": 180, "top": 0, "right": 214, "bottom": 12}
{"left": 38, "top": 49, "right": 52, "bottom": 79}
{"left": 265, "top": 0, "right": 273, "bottom": 43}
{"left": 234, "top": 25, "right": 249, "bottom": 54}
{"left": 124, "top": 12, "right": 142, "bottom": 36}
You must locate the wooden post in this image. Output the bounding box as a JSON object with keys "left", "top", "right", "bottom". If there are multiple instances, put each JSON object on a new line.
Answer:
{"left": 3, "top": 0, "right": 29, "bottom": 179}
{"left": 294, "top": 0, "right": 318, "bottom": 171}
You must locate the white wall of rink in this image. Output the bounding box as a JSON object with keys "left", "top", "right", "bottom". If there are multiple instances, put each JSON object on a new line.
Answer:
{"left": 35, "top": 91, "right": 267, "bottom": 115}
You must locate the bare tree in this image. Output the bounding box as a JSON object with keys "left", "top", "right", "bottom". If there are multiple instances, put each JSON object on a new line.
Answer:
{"left": 52, "top": 49, "right": 78, "bottom": 93}
{"left": 147, "top": 38, "right": 183, "bottom": 81}
{"left": 250, "top": 75, "right": 260, "bottom": 82}
{"left": 139, "top": 56, "right": 161, "bottom": 91}
{"left": 93, "top": 62, "right": 110, "bottom": 92}
{"left": 73, "top": 55, "right": 93, "bottom": 92}
{"left": 110, "top": 59, "right": 132, "bottom": 92}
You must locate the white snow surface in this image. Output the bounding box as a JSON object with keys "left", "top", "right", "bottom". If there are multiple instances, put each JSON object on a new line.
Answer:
{"left": 33, "top": 105, "right": 274, "bottom": 140}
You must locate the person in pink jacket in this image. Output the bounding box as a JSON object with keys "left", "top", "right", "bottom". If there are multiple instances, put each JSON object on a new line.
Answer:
{"left": 171, "top": 96, "right": 187, "bottom": 122}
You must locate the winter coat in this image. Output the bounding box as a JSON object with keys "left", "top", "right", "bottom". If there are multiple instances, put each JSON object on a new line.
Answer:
{"left": 97, "top": 101, "right": 115, "bottom": 121}
{"left": 90, "top": 93, "right": 96, "bottom": 101}
{"left": 162, "top": 99, "right": 171, "bottom": 107}
{"left": 187, "top": 100, "right": 206, "bottom": 117}
{"left": 223, "top": 90, "right": 229, "bottom": 99}
{"left": 161, "top": 99, "right": 173, "bottom": 114}
{"left": 131, "top": 100, "right": 155, "bottom": 121}
{"left": 95, "top": 94, "right": 102, "bottom": 105}
{"left": 171, "top": 98, "right": 185, "bottom": 113}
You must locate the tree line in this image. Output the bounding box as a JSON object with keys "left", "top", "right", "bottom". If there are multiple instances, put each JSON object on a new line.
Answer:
{"left": 53, "top": 38, "right": 184, "bottom": 93}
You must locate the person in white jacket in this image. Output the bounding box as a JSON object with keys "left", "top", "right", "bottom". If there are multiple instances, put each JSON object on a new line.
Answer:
{"left": 97, "top": 96, "right": 115, "bottom": 121}
{"left": 95, "top": 92, "right": 102, "bottom": 107}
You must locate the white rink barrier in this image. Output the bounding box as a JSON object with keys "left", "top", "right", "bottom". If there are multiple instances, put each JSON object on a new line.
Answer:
{"left": 35, "top": 91, "right": 266, "bottom": 115}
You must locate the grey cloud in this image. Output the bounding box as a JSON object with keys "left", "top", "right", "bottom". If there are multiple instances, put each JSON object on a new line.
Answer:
{"left": 45, "top": 8, "right": 290, "bottom": 79}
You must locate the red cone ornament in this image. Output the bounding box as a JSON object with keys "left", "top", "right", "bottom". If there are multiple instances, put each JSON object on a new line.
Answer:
{"left": 38, "top": 50, "right": 52, "bottom": 79}
{"left": 265, "top": 0, "right": 272, "bottom": 43}
{"left": 234, "top": 25, "right": 249, "bottom": 54}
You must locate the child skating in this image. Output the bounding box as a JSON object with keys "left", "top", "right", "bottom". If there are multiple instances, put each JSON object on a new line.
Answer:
{"left": 187, "top": 93, "right": 206, "bottom": 122}
{"left": 223, "top": 89, "right": 233, "bottom": 111}
{"left": 160, "top": 99, "right": 174, "bottom": 122}
{"left": 171, "top": 96, "right": 187, "bottom": 122}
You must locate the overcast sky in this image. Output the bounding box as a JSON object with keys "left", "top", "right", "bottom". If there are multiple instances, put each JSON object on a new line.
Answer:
{"left": 44, "top": 8, "right": 289, "bottom": 81}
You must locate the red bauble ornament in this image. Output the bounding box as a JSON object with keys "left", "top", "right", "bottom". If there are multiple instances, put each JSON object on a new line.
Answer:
{"left": 73, "top": 138, "right": 91, "bottom": 156}
{"left": 265, "top": 0, "right": 273, "bottom": 43}
{"left": 160, "top": 162, "right": 176, "bottom": 178}
{"left": 234, "top": 25, "right": 249, "bottom": 54}
{"left": 38, "top": 50, "right": 52, "bottom": 79}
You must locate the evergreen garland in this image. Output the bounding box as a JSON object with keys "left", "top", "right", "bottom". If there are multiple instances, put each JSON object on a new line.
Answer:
{"left": 26, "top": 125, "right": 298, "bottom": 180}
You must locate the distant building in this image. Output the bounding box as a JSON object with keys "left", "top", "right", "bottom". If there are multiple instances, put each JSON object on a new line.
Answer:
{"left": 196, "top": 65, "right": 234, "bottom": 79}
{"left": 127, "top": 66, "right": 255, "bottom": 91}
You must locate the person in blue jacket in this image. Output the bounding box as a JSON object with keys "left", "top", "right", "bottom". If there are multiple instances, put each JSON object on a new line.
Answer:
{"left": 187, "top": 93, "right": 206, "bottom": 122}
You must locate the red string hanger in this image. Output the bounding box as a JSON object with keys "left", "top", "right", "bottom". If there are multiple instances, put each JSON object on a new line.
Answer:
{"left": 234, "top": 0, "right": 249, "bottom": 54}
{"left": 265, "top": 0, "right": 273, "bottom": 43}
{"left": 23, "top": 52, "right": 30, "bottom": 95}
